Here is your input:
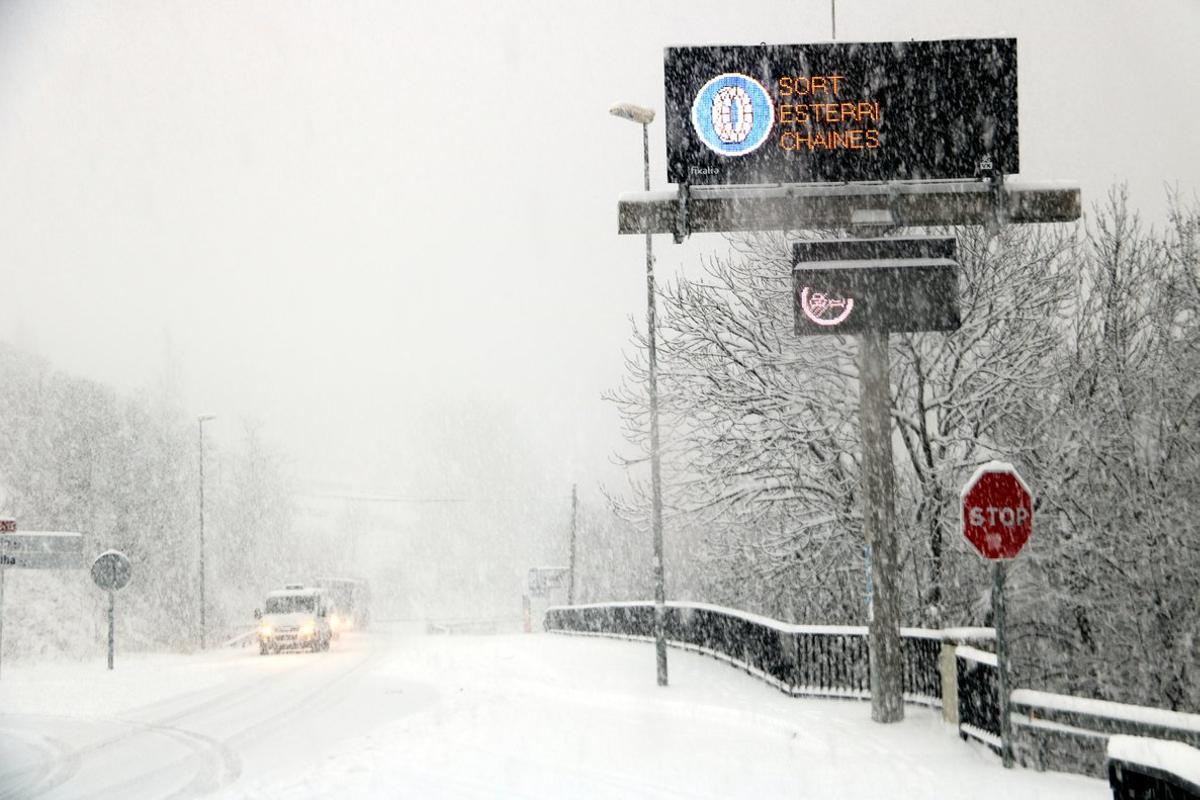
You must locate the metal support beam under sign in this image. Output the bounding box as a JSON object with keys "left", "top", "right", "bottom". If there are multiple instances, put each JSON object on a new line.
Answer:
{"left": 618, "top": 180, "right": 1080, "bottom": 238}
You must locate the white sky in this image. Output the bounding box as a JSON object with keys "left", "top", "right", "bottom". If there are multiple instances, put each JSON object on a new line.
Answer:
{"left": 2, "top": 0, "right": 1198, "bottom": 509}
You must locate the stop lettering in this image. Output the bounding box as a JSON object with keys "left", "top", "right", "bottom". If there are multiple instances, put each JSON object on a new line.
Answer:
{"left": 961, "top": 462, "right": 1033, "bottom": 560}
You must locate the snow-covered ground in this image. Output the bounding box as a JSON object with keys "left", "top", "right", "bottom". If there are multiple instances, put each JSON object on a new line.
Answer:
{"left": 0, "top": 626, "right": 1107, "bottom": 799}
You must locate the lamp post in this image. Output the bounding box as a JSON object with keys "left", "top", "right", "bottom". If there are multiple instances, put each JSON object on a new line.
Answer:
{"left": 609, "top": 101, "right": 667, "bottom": 687}
{"left": 198, "top": 414, "right": 216, "bottom": 649}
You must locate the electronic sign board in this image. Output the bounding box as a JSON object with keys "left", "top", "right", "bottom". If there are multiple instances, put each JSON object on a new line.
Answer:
{"left": 665, "top": 38, "right": 1018, "bottom": 185}
{"left": 793, "top": 237, "right": 960, "bottom": 335}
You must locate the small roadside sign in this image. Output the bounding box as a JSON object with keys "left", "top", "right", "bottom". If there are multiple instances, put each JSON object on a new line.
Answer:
{"left": 91, "top": 550, "right": 132, "bottom": 592}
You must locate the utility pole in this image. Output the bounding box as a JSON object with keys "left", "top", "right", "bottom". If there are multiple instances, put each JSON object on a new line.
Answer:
{"left": 197, "top": 414, "right": 216, "bottom": 649}
{"left": 568, "top": 484, "right": 578, "bottom": 605}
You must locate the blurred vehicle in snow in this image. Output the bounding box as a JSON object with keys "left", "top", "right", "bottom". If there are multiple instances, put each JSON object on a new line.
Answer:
{"left": 254, "top": 584, "right": 333, "bottom": 654}
{"left": 314, "top": 576, "right": 371, "bottom": 634}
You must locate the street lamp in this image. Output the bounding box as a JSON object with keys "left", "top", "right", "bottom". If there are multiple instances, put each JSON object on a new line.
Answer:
{"left": 610, "top": 101, "right": 668, "bottom": 688}
{"left": 198, "top": 413, "right": 216, "bottom": 649}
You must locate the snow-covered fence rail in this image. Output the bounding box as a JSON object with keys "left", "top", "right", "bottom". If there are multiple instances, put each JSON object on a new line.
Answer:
{"left": 1105, "top": 735, "right": 1200, "bottom": 799}
{"left": 956, "top": 645, "right": 1001, "bottom": 750}
{"left": 544, "top": 601, "right": 973, "bottom": 707}
{"left": 222, "top": 624, "right": 258, "bottom": 648}
{"left": 1009, "top": 689, "right": 1200, "bottom": 778}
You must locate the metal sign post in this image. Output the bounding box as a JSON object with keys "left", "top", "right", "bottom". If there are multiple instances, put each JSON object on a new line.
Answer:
{"left": 859, "top": 329, "right": 904, "bottom": 722}
{"left": 993, "top": 560, "right": 1012, "bottom": 767}
{"left": 107, "top": 589, "right": 115, "bottom": 670}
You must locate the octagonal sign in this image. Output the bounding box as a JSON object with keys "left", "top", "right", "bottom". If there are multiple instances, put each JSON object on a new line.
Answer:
{"left": 961, "top": 461, "right": 1033, "bottom": 560}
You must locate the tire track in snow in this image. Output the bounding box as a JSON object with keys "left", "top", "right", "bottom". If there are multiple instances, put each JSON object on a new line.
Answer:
{"left": 0, "top": 729, "right": 81, "bottom": 800}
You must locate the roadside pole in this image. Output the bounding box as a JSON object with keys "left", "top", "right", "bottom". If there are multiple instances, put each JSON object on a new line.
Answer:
{"left": 642, "top": 120, "right": 668, "bottom": 689}
{"left": 107, "top": 588, "right": 115, "bottom": 670}
{"left": 609, "top": 101, "right": 668, "bottom": 688}
{"left": 858, "top": 330, "right": 904, "bottom": 722}
{"left": 994, "top": 561, "right": 1013, "bottom": 766}
{"left": 568, "top": 484, "right": 577, "bottom": 606}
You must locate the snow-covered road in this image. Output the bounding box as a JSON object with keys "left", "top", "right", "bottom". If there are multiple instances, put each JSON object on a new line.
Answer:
{"left": 0, "top": 626, "right": 1107, "bottom": 799}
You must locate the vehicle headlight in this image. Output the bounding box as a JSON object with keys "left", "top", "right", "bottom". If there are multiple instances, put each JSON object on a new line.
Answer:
{"left": 259, "top": 624, "right": 273, "bottom": 637}
{"left": 299, "top": 622, "right": 315, "bottom": 637}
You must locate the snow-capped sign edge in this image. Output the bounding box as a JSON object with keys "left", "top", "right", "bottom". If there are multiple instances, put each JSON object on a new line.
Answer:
{"left": 959, "top": 460, "right": 1033, "bottom": 502}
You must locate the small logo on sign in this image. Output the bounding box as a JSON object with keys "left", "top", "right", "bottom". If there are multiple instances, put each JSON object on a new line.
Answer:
{"left": 692, "top": 73, "right": 775, "bottom": 157}
{"left": 800, "top": 287, "right": 855, "bottom": 327}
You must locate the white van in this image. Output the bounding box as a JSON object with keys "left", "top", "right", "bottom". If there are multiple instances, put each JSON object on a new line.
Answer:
{"left": 254, "top": 585, "right": 333, "bottom": 654}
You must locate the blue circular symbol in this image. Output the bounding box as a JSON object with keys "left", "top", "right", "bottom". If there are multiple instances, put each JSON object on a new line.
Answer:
{"left": 691, "top": 73, "right": 775, "bottom": 157}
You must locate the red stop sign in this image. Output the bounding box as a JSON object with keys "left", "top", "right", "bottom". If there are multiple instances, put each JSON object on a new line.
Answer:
{"left": 961, "top": 462, "right": 1033, "bottom": 560}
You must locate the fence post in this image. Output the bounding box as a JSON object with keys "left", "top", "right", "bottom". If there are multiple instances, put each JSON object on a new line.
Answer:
{"left": 939, "top": 639, "right": 959, "bottom": 724}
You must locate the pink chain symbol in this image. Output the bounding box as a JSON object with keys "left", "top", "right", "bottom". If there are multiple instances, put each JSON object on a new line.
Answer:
{"left": 801, "top": 287, "right": 855, "bottom": 327}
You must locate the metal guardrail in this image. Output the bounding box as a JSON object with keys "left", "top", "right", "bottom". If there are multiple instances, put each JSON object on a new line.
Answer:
{"left": 545, "top": 601, "right": 952, "bottom": 706}
{"left": 221, "top": 625, "right": 258, "bottom": 648}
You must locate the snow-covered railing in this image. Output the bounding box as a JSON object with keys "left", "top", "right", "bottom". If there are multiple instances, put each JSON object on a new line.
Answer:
{"left": 956, "top": 645, "right": 1001, "bottom": 750}
{"left": 222, "top": 624, "right": 258, "bottom": 648}
{"left": 1106, "top": 735, "right": 1200, "bottom": 798}
{"left": 1010, "top": 689, "right": 1200, "bottom": 778}
{"left": 544, "top": 601, "right": 991, "bottom": 707}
